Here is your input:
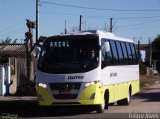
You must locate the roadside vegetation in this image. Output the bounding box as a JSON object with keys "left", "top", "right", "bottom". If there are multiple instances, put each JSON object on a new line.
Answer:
{"left": 140, "top": 63, "right": 160, "bottom": 89}
{"left": 140, "top": 75, "right": 160, "bottom": 89}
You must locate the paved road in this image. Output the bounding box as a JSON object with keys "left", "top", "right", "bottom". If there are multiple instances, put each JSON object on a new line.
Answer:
{"left": 0, "top": 82, "right": 160, "bottom": 119}
{"left": 106, "top": 82, "right": 160, "bottom": 113}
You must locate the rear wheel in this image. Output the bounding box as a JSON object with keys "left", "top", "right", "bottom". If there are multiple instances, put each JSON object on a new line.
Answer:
{"left": 117, "top": 89, "right": 131, "bottom": 105}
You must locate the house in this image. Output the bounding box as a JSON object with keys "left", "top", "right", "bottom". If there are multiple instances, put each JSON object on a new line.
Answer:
{"left": 136, "top": 43, "right": 159, "bottom": 74}
{"left": 139, "top": 44, "right": 151, "bottom": 66}
{"left": 0, "top": 44, "right": 28, "bottom": 95}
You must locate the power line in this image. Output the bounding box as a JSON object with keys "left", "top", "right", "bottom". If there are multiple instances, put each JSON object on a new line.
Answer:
{"left": 116, "top": 19, "right": 160, "bottom": 28}
{"left": 40, "top": 10, "right": 160, "bottom": 21}
{"left": 39, "top": 11, "right": 80, "bottom": 17}
{"left": 39, "top": 9, "right": 160, "bottom": 33}
{"left": 115, "top": 16, "right": 160, "bottom": 20}
{"left": 114, "top": 25, "right": 160, "bottom": 34}
{"left": 0, "top": 26, "right": 26, "bottom": 39}
{"left": 84, "top": 15, "right": 160, "bottom": 23}
{"left": 0, "top": 21, "right": 24, "bottom": 33}
{"left": 41, "top": 1, "right": 160, "bottom": 12}
{"left": 0, "top": 14, "right": 35, "bottom": 35}
{"left": 114, "top": 19, "right": 160, "bottom": 33}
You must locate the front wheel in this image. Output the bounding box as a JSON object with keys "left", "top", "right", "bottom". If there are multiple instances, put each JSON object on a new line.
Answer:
{"left": 96, "top": 90, "right": 109, "bottom": 113}
{"left": 96, "top": 104, "right": 105, "bottom": 113}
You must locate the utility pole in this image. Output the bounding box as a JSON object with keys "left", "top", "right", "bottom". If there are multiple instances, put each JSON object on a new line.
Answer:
{"left": 109, "top": 18, "right": 113, "bottom": 32}
{"left": 36, "top": 0, "right": 39, "bottom": 44}
{"left": 79, "top": 15, "right": 82, "bottom": 31}
{"left": 149, "top": 38, "right": 152, "bottom": 67}
{"left": 138, "top": 40, "right": 141, "bottom": 64}
{"left": 64, "top": 20, "right": 67, "bottom": 34}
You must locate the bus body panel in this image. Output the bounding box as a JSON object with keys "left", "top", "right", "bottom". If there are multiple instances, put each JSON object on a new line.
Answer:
{"left": 37, "top": 67, "right": 104, "bottom": 106}
{"left": 101, "top": 65, "right": 139, "bottom": 103}
{"left": 36, "top": 67, "right": 100, "bottom": 83}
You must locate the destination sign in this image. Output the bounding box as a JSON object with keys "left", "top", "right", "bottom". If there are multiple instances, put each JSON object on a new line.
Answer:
{"left": 50, "top": 41, "right": 70, "bottom": 48}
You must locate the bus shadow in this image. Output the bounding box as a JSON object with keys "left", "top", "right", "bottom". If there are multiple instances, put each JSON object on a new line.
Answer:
{"left": 133, "top": 91, "right": 160, "bottom": 102}
{"left": 0, "top": 100, "right": 95, "bottom": 117}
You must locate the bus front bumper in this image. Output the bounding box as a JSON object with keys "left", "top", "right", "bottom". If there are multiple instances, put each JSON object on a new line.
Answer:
{"left": 36, "top": 81, "right": 104, "bottom": 106}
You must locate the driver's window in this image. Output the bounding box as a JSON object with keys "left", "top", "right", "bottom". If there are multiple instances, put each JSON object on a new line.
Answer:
{"left": 101, "top": 39, "right": 112, "bottom": 69}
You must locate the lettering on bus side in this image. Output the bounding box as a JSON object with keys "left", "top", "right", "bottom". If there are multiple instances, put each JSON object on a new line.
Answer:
{"left": 110, "top": 72, "right": 117, "bottom": 77}
{"left": 68, "top": 76, "right": 84, "bottom": 80}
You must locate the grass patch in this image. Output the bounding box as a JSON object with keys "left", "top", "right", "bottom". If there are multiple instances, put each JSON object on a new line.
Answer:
{"left": 140, "top": 82, "right": 146, "bottom": 88}
{"left": 140, "top": 75, "right": 160, "bottom": 89}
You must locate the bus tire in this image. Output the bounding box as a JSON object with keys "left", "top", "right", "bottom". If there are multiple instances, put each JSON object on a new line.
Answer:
{"left": 117, "top": 89, "right": 131, "bottom": 105}
{"left": 96, "top": 91, "right": 108, "bottom": 113}
{"left": 96, "top": 104, "right": 105, "bottom": 113}
{"left": 104, "top": 90, "right": 109, "bottom": 109}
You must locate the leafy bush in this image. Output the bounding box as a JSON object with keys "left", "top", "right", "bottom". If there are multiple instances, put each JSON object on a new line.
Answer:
{"left": 139, "top": 63, "right": 147, "bottom": 75}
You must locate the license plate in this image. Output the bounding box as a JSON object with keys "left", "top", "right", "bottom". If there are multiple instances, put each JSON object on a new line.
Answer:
{"left": 59, "top": 89, "right": 71, "bottom": 94}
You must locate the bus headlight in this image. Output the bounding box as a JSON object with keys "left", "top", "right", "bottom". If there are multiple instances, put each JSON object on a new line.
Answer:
{"left": 38, "top": 83, "right": 47, "bottom": 89}
{"left": 84, "top": 81, "right": 98, "bottom": 88}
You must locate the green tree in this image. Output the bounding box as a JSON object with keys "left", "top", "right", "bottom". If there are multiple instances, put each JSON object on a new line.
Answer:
{"left": 0, "top": 37, "right": 17, "bottom": 44}
{"left": 152, "top": 34, "right": 160, "bottom": 60}
{"left": 152, "top": 34, "right": 160, "bottom": 72}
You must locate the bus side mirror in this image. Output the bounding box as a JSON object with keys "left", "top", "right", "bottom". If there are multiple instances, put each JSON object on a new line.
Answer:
{"left": 104, "top": 42, "right": 110, "bottom": 52}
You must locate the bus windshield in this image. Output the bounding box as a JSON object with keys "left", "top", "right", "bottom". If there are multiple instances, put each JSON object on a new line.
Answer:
{"left": 38, "top": 35, "right": 99, "bottom": 74}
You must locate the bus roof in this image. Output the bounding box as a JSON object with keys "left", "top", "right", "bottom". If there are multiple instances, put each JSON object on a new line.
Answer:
{"left": 48, "top": 30, "right": 134, "bottom": 43}
{"left": 79, "top": 30, "right": 134, "bottom": 43}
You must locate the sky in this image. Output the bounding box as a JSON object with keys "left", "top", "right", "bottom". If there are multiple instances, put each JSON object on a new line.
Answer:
{"left": 0, "top": 0, "right": 160, "bottom": 44}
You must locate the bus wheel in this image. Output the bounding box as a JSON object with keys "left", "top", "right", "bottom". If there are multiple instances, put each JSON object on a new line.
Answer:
{"left": 96, "top": 103, "right": 105, "bottom": 113}
{"left": 125, "top": 89, "right": 131, "bottom": 105}
{"left": 104, "top": 91, "right": 109, "bottom": 109}
{"left": 117, "top": 89, "right": 131, "bottom": 105}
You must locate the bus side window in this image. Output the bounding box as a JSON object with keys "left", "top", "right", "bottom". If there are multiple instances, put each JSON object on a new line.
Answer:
{"left": 121, "top": 42, "right": 129, "bottom": 64}
{"left": 116, "top": 41, "right": 124, "bottom": 65}
{"left": 101, "top": 39, "right": 112, "bottom": 69}
{"left": 126, "top": 43, "right": 133, "bottom": 64}
{"left": 110, "top": 40, "right": 119, "bottom": 65}
{"left": 130, "top": 43, "right": 138, "bottom": 64}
